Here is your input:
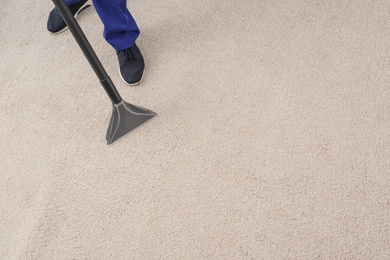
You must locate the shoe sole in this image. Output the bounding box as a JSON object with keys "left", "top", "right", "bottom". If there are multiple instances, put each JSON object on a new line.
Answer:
{"left": 118, "top": 68, "right": 144, "bottom": 86}
{"left": 49, "top": 1, "right": 92, "bottom": 35}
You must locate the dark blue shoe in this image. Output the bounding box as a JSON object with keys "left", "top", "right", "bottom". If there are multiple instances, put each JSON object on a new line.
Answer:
{"left": 117, "top": 43, "right": 145, "bottom": 86}
{"left": 47, "top": 0, "right": 91, "bottom": 34}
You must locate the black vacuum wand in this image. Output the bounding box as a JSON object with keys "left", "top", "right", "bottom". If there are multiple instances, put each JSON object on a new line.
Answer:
{"left": 52, "top": 0, "right": 156, "bottom": 144}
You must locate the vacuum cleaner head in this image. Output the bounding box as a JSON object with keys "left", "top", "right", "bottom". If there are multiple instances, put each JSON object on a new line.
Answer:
{"left": 106, "top": 101, "right": 156, "bottom": 144}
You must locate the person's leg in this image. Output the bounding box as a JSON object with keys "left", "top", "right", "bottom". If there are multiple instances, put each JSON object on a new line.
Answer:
{"left": 93, "top": 0, "right": 145, "bottom": 85}
{"left": 92, "top": 0, "right": 139, "bottom": 51}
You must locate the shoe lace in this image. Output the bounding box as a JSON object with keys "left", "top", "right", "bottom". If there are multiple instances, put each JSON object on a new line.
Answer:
{"left": 122, "top": 48, "right": 137, "bottom": 62}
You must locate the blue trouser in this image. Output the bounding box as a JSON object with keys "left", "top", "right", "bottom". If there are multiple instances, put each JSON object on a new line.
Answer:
{"left": 65, "top": 0, "right": 140, "bottom": 51}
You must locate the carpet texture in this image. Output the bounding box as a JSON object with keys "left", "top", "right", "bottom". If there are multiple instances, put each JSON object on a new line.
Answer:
{"left": 0, "top": 0, "right": 389, "bottom": 259}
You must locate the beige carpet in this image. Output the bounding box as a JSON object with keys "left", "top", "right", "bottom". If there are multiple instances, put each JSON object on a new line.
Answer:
{"left": 0, "top": 0, "right": 389, "bottom": 258}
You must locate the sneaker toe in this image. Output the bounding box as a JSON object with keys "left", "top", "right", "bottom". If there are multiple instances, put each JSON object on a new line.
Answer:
{"left": 120, "top": 65, "right": 144, "bottom": 85}
{"left": 47, "top": 9, "right": 66, "bottom": 33}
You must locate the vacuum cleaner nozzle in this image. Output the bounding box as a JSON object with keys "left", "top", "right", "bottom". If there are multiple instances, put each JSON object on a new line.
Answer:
{"left": 106, "top": 101, "right": 156, "bottom": 144}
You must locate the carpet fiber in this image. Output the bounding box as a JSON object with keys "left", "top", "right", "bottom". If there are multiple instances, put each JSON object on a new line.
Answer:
{"left": 0, "top": 0, "right": 389, "bottom": 258}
